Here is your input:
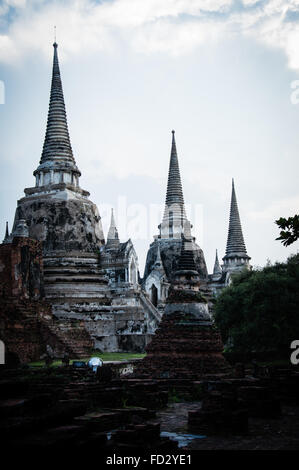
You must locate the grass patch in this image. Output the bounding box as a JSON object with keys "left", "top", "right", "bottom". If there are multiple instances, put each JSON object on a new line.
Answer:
{"left": 29, "top": 352, "right": 146, "bottom": 368}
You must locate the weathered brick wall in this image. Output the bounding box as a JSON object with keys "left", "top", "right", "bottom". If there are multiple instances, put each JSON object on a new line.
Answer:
{"left": 0, "top": 238, "right": 47, "bottom": 362}
{"left": 0, "top": 299, "right": 50, "bottom": 363}
{"left": 0, "top": 237, "right": 44, "bottom": 300}
{"left": 0, "top": 237, "right": 93, "bottom": 363}
{"left": 135, "top": 307, "right": 230, "bottom": 379}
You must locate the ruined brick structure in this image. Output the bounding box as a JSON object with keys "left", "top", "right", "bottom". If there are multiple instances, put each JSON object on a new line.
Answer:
{"left": 136, "top": 237, "right": 230, "bottom": 379}
{"left": 0, "top": 234, "right": 44, "bottom": 300}
{"left": 0, "top": 235, "right": 94, "bottom": 363}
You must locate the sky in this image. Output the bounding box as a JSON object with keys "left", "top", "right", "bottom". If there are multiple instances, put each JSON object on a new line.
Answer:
{"left": 0, "top": 0, "right": 299, "bottom": 275}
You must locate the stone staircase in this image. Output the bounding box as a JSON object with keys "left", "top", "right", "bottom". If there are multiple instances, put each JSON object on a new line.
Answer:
{"left": 0, "top": 297, "right": 93, "bottom": 362}
{"left": 139, "top": 290, "right": 162, "bottom": 326}
{"left": 45, "top": 318, "right": 93, "bottom": 358}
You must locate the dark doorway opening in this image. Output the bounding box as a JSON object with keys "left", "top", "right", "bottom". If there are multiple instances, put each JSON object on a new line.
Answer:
{"left": 151, "top": 284, "right": 158, "bottom": 307}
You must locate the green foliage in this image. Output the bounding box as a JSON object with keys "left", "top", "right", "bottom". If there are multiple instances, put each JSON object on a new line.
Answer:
{"left": 276, "top": 215, "right": 299, "bottom": 246}
{"left": 214, "top": 254, "right": 299, "bottom": 354}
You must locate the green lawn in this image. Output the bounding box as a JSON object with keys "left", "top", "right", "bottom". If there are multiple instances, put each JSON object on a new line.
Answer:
{"left": 29, "top": 352, "right": 146, "bottom": 367}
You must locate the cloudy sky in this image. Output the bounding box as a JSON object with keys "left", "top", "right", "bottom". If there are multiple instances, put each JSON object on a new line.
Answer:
{"left": 0, "top": 0, "right": 299, "bottom": 274}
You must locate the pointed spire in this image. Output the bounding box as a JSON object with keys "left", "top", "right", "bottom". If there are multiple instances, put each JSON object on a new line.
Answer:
{"left": 213, "top": 249, "right": 222, "bottom": 276}
{"left": 33, "top": 42, "right": 80, "bottom": 184}
{"left": 160, "top": 130, "right": 188, "bottom": 238}
{"left": 222, "top": 179, "right": 251, "bottom": 274}
{"left": 2, "top": 221, "right": 10, "bottom": 244}
{"left": 225, "top": 179, "right": 247, "bottom": 256}
{"left": 156, "top": 243, "right": 162, "bottom": 264}
{"left": 154, "top": 243, "right": 163, "bottom": 268}
{"left": 106, "top": 209, "right": 120, "bottom": 249}
{"left": 41, "top": 42, "right": 76, "bottom": 165}
{"left": 4, "top": 221, "right": 9, "bottom": 239}
{"left": 165, "top": 130, "right": 185, "bottom": 208}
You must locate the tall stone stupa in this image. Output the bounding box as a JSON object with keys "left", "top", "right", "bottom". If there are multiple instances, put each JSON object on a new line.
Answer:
{"left": 12, "top": 42, "right": 108, "bottom": 304}
{"left": 8, "top": 42, "right": 159, "bottom": 353}
{"left": 143, "top": 131, "right": 208, "bottom": 311}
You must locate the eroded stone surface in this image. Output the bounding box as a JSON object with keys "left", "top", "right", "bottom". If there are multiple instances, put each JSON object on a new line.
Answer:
{"left": 13, "top": 193, "right": 104, "bottom": 253}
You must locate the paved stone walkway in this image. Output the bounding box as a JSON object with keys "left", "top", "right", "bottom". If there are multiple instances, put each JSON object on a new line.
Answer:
{"left": 150, "top": 401, "right": 299, "bottom": 450}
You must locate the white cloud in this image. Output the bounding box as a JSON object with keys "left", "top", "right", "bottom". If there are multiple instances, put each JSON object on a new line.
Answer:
{"left": 133, "top": 19, "right": 224, "bottom": 56}
{"left": 97, "top": 0, "right": 232, "bottom": 28}
{"left": 248, "top": 196, "right": 299, "bottom": 221}
{"left": 1, "top": 0, "right": 299, "bottom": 69}
{"left": 0, "top": 0, "right": 27, "bottom": 13}
{"left": 0, "top": 34, "right": 18, "bottom": 62}
{"left": 242, "top": 0, "right": 260, "bottom": 5}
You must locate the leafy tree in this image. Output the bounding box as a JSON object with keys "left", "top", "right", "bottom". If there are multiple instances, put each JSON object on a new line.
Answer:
{"left": 276, "top": 215, "right": 299, "bottom": 246}
{"left": 214, "top": 254, "right": 299, "bottom": 354}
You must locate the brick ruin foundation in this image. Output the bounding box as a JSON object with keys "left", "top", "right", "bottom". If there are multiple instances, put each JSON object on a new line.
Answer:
{"left": 0, "top": 236, "right": 93, "bottom": 363}
{"left": 135, "top": 309, "right": 230, "bottom": 380}
{"left": 135, "top": 238, "right": 231, "bottom": 380}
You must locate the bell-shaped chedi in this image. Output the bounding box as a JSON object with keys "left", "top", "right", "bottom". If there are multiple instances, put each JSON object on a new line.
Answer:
{"left": 12, "top": 42, "right": 105, "bottom": 254}
{"left": 136, "top": 237, "right": 230, "bottom": 379}
{"left": 10, "top": 42, "right": 108, "bottom": 306}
